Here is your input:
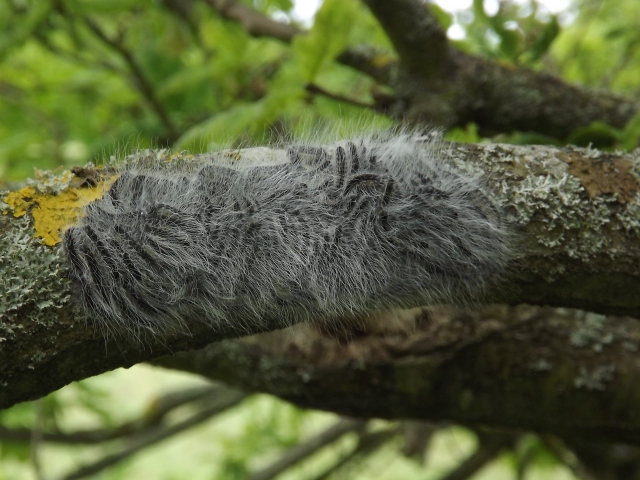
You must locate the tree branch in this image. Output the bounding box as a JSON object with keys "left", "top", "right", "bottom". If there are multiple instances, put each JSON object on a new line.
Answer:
{"left": 153, "top": 305, "right": 640, "bottom": 445}
{"left": 359, "top": 0, "right": 639, "bottom": 134}
{"left": 311, "top": 427, "right": 400, "bottom": 479}
{"left": 0, "top": 385, "right": 229, "bottom": 444}
{"left": 439, "top": 432, "right": 514, "bottom": 480}
{"left": 1, "top": 141, "right": 639, "bottom": 411}
{"left": 205, "top": 0, "right": 301, "bottom": 43}
{"left": 249, "top": 418, "right": 366, "bottom": 480}
{"left": 360, "top": 0, "right": 449, "bottom": 78}
{"left": 57, "top": 386, "right": 246, "bottom": 480}
{"left": 305, "top": 83, "right": 375, "bottom": 109}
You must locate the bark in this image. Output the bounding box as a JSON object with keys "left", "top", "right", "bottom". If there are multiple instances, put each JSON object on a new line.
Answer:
{"left": 0, "top": 141, "right": 639, "bottom": 423}
{"left": 154, "top": 305, "right": 640, "bottom": 446}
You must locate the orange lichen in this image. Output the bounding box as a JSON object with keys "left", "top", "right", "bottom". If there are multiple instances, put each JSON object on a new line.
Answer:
{"left": 3, "top": 174, "right": 117, "bottom": 246}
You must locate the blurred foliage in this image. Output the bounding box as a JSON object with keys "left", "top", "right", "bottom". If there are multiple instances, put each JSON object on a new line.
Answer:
{"left": 551, "top": 0, "right": 640, "bottom": 93}
{"left": 440, "top": 0, "right": 640, "bottom": 148}
{"left": 1, "top": 0, "right": 640, "bottom": 478}
{"left": 459, "top": 0, "right": 561, "bottom": 65}
{"left": 1, "top": 0, "right": 638, "bottom": 181}
{"left": 0, "top": 0, "right": 390, "bottom": 180}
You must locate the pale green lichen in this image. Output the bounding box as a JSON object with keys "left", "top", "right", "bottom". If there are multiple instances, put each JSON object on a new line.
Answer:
{"left": 528, "top": 358, "right": 553, "bottom": 371}
{"left": 447, "top": 144, "right": 640, "bottom": 280}
{"left": 25, "top": 167, "right": 76, "bottom": 195}
{"left": 569, "top": 312, "right": 614, "bottom": 352}
{"left": 0, "top": 216, "right": 73, "bottom": 342}
{"left": 497, "top": 150, "right": 623, "bottom": 262}
{"left": 615, "top": 196, "right": 640, "bottom": 233}
{"left": 573, "top": 364, "right": 616, "bottom": 391}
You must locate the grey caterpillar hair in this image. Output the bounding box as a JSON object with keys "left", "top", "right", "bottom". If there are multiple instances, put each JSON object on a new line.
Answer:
{"left": 62, "top": 127, "right": 509, "bottom": 340}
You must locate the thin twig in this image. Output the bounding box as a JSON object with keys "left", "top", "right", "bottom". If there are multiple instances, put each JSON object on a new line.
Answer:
{"left": 312, "top": 427, "right": 400, "bottom": 480}
{"left": 0, "top": 385, "right": 226, "bottom": 445}
{"left": 437, "top": 433, "right": 514, "bottom": 480}
{"left": 541, "top": 436, "right": 599, "bottom": 480}
{"left": 57, "top": 388, "right": 247, "bottom": 480}
{"left": 34, "top": 30, "right": 125, "bottom": 74}
{"left": 249, "top": 418, "right": 366, "bottom": 480}
{"left": 205, "top": 0, "right": 300, "bottom": 43}
{"left": 82, "top": 17, "right": 179, "bottom": 142}
{"left": 203, "top": 0, "right": 395, "bottom": 84}
{"left": 400, "top": 421, "right": 436, "bottom": 462}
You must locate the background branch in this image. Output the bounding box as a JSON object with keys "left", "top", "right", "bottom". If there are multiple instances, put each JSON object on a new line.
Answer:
{"left": 249, "top": 418, "right": 366, "bottom": 480}
{"left": 360, "top": 0, "right": 449, "bottom": 77}
{"left": 0, "top": 385, "right": 229, "bottom": 444}
{"left": 57, "top": 386, "right": 246, "bottom": 480}
{"left": 197, "top": 0, "right": 639, "bottom": 138}
{"left": 205, "top": 0, "right": 301, "bottom": 42}
{"left": 153, "top": 305, "right": 640, "bottom": 445}
{"left": 311, "top": 427, "right": 400, "bottom": 480}
{"left": 438, "top": 432, "right": 514, "bottom": 480}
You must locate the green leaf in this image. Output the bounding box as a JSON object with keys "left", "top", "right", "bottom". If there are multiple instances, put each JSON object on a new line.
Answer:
{"left": 621, "top": 111, "right": 640, "bottom": 151}
{"left": 64, "top": 0, "right": 142, "bottom": 14}
{"left": 567, "top": 121, "right": 621, "bottom": 149}
{"left": 292, "top": 0, "right": 355, "bottom": 82}
{"left": 176, "top": 103, "right": 264, "bottom": 152}
{"left": 0, "top": 0, "right": 52, "bottom": 63}
{"left": 472, "top": 0, "right": 490, "bottom": 23}
{"left": 0, "top": 440, "right": 31, "bottom": 462}
{"left": 446, "top": 123, "right": 481, "bottom": 143}
{"left": 524, "top": 16, "right": 560, "bottom": 64}
{"left": 157, "top": 64, "right": 218, "bottom": 98}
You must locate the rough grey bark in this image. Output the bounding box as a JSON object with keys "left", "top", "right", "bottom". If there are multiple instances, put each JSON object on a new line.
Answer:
{"left": 0, "top": 141, "right": 639, "bottom": 417}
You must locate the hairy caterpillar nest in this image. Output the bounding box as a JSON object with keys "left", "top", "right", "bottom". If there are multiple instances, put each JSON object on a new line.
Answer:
{"left": 62, "top": 129, "right": 509, "bottom": 340}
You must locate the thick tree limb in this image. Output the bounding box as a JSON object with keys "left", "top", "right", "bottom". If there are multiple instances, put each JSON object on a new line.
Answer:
{"left": 360, "top": 0, "right": 449, "bottom": 78}
{"left": 154, "top": 305, "right": 640, "bottom": 445}
{"left": 1, "top": 141, "right": 639, "bottom": 413}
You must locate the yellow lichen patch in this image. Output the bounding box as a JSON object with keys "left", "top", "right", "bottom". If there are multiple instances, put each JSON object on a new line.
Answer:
{"left": 3, "top": 176, "right": 118, "bottom": 246}
{"left": 224, "top": 150, "right": 242, "bottom": 161}
{"left": 167, "top": 151, "right": 193, "bottom": 162}
{"left": 3, "top": 186, "right": 38, "bottom": 217}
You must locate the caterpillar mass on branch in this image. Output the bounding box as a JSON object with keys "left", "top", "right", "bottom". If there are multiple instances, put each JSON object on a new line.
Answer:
{"left": 62, "top": 128, "right": 509, "bottom": 339}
